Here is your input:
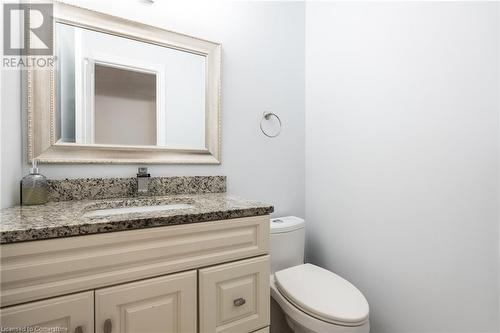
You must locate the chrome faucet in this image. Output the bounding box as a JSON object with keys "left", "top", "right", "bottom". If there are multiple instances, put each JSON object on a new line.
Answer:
{"left": 137, "top": 167, "right": 151, "bottom": 195}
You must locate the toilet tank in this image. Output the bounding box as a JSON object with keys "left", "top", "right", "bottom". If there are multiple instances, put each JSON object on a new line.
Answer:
{"left": 270, "top": 216, "right": 305, "bottom": 274}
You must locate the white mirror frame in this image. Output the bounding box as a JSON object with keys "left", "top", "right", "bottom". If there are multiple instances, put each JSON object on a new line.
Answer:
{"left": 28, "top": 1, "right": 221, "bottom": 164}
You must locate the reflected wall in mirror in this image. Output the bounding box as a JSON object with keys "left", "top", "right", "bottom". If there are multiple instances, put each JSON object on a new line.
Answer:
{"left": 94, "top": 65, "right": 157, "bottom": 146}
{"left": 56, "top": 23, "right": 206, "bottom": 150}
{"left": 29, "top": 2, "right": 221, "bottom": 164}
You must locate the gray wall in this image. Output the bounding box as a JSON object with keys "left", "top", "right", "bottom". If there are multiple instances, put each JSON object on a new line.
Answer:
{"left": 305, "top": 2, "right": 499, "bottom": 333}
{"left": 1, "top": 0, "right": 306, "bottom": 219}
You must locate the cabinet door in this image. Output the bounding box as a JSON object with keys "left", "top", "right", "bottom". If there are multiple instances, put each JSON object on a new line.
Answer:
{"left": 0, "top": 291, "right": 94, "bottom": 333}
{"left": 199, "top": 256, "right": 270, "bottom": 333}
{"left": 95, "top": 271, "right": 197, "bottom": 333}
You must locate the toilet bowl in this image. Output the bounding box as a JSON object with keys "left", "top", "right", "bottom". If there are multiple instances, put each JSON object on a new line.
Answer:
{"left": 270, "top": 217, "right": 370, "bottom": 333}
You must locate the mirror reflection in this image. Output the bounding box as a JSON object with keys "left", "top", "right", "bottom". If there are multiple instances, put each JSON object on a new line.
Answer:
{"left": 55, "top": 22, "right": 206, "bottom": 149}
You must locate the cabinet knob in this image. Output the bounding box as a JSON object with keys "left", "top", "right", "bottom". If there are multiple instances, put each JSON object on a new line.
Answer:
{"left": 233, "top": 298, "right": 246, "bottom": 307}
{"left": 104, "top": 319, "right": 112, "bottom": 333}
{"left": 74, "top": 326, "right": 83, "bottom": 333}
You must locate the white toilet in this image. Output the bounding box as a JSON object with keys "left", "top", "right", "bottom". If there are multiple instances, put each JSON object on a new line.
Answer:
{"left": 270, "top": 216, "right": 370, "bottom": 333}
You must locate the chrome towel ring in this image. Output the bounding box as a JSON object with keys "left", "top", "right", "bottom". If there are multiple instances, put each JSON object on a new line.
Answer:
{"left": 260, "top": 111, "right": 282, "bottom": 138}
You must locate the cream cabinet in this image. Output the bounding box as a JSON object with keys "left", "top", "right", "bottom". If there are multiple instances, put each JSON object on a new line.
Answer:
{"left": 0, "top": 216, "right": 271, "bottom": 333}
{"left": 252, "top": 328, "right": 270, "bottom": 333}
{"left": 199, "top": 256, "right": 270, "bottom": 333}
{"left": 0, "top": 291, "right": 94, "bottom": 333}
{"left": 95, "top": 271, "right": 197, "bottom": 333}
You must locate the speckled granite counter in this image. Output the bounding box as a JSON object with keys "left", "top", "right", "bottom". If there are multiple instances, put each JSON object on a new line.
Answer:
{"left": 0, "top": 193, "right": 274, "bottom": 244}
{"left": 46, "top": 175, "right": 227, "bottom": 201}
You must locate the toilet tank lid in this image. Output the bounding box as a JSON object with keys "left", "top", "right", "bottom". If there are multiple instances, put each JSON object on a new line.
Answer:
{"left": 270, "top": 216, "right": 305, "bottom": 234}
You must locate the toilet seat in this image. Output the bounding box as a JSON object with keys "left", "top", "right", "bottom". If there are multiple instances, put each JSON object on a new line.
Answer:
{"left": 274, "top": 264, "right": 369, "bottom": 327}
{"left": 271, "top": 275, "right": 370, "bottom": 333}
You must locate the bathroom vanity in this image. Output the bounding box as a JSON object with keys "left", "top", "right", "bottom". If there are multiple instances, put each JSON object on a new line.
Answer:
{"left": 0, "top": 176, "right": 273, "bottom": 333}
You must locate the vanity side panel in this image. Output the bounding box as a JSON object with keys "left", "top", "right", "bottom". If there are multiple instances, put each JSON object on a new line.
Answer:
{"left": 0, "top": 215, "right": 269, "bottom": 307}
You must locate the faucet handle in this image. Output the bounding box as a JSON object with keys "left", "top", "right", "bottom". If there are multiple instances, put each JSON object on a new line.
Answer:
{"left": 137, "top": 167, "right": 150, "bottom": 177}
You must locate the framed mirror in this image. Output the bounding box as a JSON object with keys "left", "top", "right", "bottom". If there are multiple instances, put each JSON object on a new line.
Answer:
{"left": 28, "top": 2, "right": 221, "bottom": 164}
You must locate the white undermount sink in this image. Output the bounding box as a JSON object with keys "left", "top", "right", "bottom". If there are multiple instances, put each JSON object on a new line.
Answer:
{"left": 83, "top": 203, "right": 193, "bottom": 218}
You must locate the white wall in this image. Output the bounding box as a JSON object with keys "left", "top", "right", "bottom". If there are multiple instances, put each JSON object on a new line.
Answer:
{"left": 0, "top": 0, "right": 23, "bottom": 212}
{"left": 498, "top": 2, "right": 500, "bottom": 325}
{"left": 0, "top": 68, "right": 22, "bottom": 210}
{"left": 305, "top": 2, "right": 499, "bottom": 333}
{"left": 1, "top": 0, "right": 305, "bottom": 218}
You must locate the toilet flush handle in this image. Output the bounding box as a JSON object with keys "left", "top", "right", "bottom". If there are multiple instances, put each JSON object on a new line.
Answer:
{"left": 233, "top": 298, "right": 246, "bottom": 307}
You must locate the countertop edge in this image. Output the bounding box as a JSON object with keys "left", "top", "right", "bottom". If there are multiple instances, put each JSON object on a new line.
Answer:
{"left": 0, "top": 206, "right": 274, "bottom": 245}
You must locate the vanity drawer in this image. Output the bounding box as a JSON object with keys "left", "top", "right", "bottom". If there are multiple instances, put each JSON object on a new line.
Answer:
{"left": 199, "top": 255, "right": 270, "bottom": 333}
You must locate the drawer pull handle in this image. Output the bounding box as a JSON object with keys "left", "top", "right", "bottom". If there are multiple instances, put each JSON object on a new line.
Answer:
{"left": 104, "top": 319, "right": 112, "bottom": 333}
{"left": 74, "top": 326, "right": 83, "bottom": 333}
{"left": 233, "top": 298, "right": 246, "bottom": 307}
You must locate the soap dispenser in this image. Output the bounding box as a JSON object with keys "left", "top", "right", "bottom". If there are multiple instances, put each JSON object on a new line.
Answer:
{"left": 21, "top": 160, "right": 48, "bottom": 205}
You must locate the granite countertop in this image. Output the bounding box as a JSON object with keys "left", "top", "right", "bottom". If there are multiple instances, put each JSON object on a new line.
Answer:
{"left": 0, "top": 193, "right": 274, "bottom": 244}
